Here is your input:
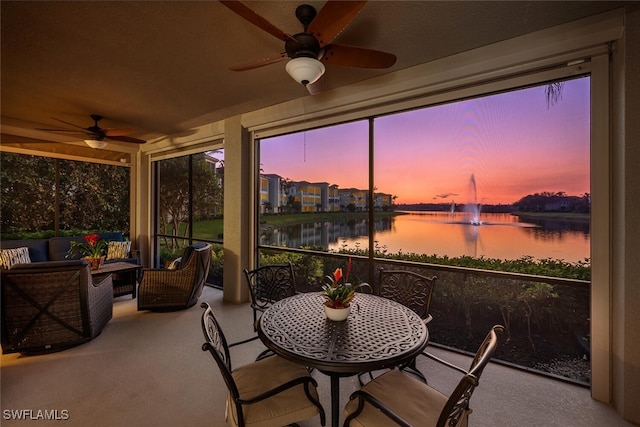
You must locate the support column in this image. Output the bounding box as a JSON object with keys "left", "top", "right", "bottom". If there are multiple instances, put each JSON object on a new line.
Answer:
{"left": 612, "top": 5, "right": 640, "bottom": 423}
{"left": 132, "top": 150, "right": 150, "bottom": 267}
{"left": 222, "top": 116, "right": 251, "bottom": 303}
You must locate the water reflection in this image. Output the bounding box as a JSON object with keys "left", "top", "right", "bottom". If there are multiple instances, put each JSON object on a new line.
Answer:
{"left": 260, "top": 212, "right": 590, "bottom": 263}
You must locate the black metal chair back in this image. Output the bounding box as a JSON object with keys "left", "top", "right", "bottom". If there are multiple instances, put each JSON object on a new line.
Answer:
{"left": 358, "top": 268, "right": 437, "bottom": 383}
{"left": 243, "top": 263, "right": 296, "bottom": 331}
{"left": 377, "top": 268, "right": 437, "bottom": 323}
{"left": 200, "top": 302, "right": 241, "bottom": 408}
{"left": 437, "top": 325, "right": 504, "bottom": 427}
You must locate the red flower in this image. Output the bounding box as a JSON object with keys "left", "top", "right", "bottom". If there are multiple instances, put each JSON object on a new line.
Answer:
{"left": 84, "top": 233, "right": 101, "bottom": 247}
{"left": 68, "top": 233, "right": 107, "bottom": 259}
{"left": 333, "top": 268, "right": 343, "bottom": 283}
{"left": 322, "top": 258, "right": 362, "bottom": 309}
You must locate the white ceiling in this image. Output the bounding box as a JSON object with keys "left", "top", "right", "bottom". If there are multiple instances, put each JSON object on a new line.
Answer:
{"left": 0, "top": 1, "right": 629, "bottom": 146}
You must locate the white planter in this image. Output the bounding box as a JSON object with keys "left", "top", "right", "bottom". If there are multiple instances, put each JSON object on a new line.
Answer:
{"left": 324, "top": 305, "right": 351, "bottom": 321}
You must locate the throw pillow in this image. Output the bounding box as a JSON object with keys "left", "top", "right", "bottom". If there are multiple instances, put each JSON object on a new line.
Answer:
{"left": 167, "top": 257, "right": 182, "bottom": 270}
{"left": 106, "top": 241, "right": 131, "bottom": 260}
{"left": 0, "top": 247, "right": 32, "bottom": 269}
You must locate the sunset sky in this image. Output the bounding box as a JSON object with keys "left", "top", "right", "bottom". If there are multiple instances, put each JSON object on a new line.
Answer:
{"left": 260, "top": 77, "right": 590, "bottom": 205}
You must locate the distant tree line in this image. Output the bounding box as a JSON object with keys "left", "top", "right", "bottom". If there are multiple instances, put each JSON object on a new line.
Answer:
{"left": 397, "top": 191, "right": 590, "bottom": 214}
{"left": 1, "top": 152, "right": 130, "bottom": 239}
{"left": 513, "top": 191, "right": 590, "bottom": 213}
{"left": 396, "top": 202, "right": 514, "bottom": 212}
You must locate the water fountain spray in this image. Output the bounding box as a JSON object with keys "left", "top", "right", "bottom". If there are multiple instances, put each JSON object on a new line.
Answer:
{"left": 464, "top": 173, "right": 482, "bottom": 225}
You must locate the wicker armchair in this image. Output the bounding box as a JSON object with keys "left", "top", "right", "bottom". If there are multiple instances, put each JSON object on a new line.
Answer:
{"left": 137, "top": 243, "right": 212, "bottom": 311}
{"left": 1, "top": 260, "right": 113, "bottom": 355}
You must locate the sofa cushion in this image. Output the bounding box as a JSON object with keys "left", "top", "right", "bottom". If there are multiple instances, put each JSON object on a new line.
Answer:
{"left": 1, "top": 233, "right": 129, "bottom": 264}
{"left": 106, "top": 241, "right": 131, "bottom": 260}
{"left": 49, "top": 236, "right": 83, "bottom": 261}
{"left": 0, "top": 247, "right": 31, "bottom": 269}
{"left": 99, "top": 232, "right": 125, "bottom": 242}
{"left": 10, "top": 259, "right": 87, "bottom": 270}
{"left": 0, "top": 239, "right": 49, "bottom": 262}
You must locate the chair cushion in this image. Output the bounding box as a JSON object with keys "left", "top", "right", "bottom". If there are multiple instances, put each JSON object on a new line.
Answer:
{"left": 344, "top": 369, "right": 447, "bottom": 427}
{"left": 227, "top": 355, "right": 320, "bottom": 427}
{"left": 0, "top": 247, "right": 31, "bottom": 269}
{"left": 49, "top": 236, "right": 81, "bottom": 261}
{"left": 106, "top": 241, "right": 131, "bottom": 260}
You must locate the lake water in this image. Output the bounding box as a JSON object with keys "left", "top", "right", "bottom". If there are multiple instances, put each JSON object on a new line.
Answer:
{"left": 260, "top": 211, "right": 590, "bottom": 263}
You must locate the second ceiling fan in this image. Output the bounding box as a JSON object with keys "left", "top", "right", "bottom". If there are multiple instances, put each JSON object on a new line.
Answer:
{"left": 36, "top": 115, "right": 146, "bottom": 149}
{"left": 220, "top": 0, "right": 397, "bottom": 94}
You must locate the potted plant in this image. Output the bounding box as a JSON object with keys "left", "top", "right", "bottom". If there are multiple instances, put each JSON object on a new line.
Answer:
{"left": 67, "top": 233, "right": 107, "bottom": 270}
{"left": 321, "top": 258, "right": 365, "bottom": 321}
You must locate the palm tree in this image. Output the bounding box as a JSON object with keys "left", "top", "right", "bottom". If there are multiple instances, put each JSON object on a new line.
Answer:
{"left": 545, "top": 81, "right": 564, "bottom": 108}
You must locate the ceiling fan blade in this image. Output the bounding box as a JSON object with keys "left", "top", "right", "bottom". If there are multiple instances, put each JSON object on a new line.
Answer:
{"left": 104, "top": 128, "right": 135, "bottom": 136}
{"left": 230, "top": 52, "right": 288, "bottom": 71}
{"left": 320, "top": 44, "right": 396, "bottom": 68}
{"left": 52, "top": 117, "right": 90, "bottom": 131}
{"left": 106, "top": 135, "right": 146, "bottom": 144}
{"left": 37, "top": 115, "right": 141, "bottom": 143}
{"left": 219, "top": 1, "right": 296, "bottom": 43}
{"left": 35, "top": 128, "right": 86, "bottom": 134}
{"left": 307, "top": 1, "right": 367, "bottom": 47}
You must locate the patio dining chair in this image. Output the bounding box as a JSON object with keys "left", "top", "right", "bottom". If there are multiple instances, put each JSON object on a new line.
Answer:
{"left": 200, "top": 302, "right": 326, "bottom": 427}
{"left": 359, "top": 268, "right": 437, "bottom": 384}
{"left": 344, "top": 325, "right": 504, "bottom": 427}
{"left": 229, "top": 263, "right": 296, "bottom": 357}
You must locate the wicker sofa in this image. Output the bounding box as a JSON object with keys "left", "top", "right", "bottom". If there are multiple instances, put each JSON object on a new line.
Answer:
{"left": 0, "top": 232, "right": 138, "bottom": 265}
{"left": 1, "top": 260, "right": 113, "bottom": 354}
{"left": 0, "top": 232, "right": 140, "bottom": 298}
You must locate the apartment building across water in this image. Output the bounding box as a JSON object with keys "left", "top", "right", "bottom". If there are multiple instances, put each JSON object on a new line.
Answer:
{"left": 260, "top": 174, "right": 393, "bottom": 214}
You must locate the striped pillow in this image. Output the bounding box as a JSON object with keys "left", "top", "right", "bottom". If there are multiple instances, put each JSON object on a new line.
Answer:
{"left": 0, "top": 247, "right": 31, "bottom": 269}
{"left": 106, "top": 241, "right": 131, "bottom": 260}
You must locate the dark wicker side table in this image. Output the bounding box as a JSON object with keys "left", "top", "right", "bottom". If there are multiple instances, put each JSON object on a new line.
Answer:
{"left": 91, "top": 261, "right": 142, "bottom": 298}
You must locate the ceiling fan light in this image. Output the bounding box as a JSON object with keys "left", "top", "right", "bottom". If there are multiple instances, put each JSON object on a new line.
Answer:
{"left": 85, "top": 139, "right": 107, "bottom": 149}
{"left": 285, "top": 57, "right": 325, "bottom": 86}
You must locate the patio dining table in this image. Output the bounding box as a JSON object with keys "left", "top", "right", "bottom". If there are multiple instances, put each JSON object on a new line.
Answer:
{"left": 257, "top": 291, "right": 429, "bottom": 427}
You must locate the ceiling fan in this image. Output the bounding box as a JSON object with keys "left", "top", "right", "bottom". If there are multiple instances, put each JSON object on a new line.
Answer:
{"left": 36, "top": 114, "right": 146, "bottom": 149}
{"left": 220, "top": 0, "right": 397, "bottom": 94}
